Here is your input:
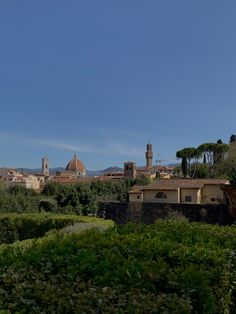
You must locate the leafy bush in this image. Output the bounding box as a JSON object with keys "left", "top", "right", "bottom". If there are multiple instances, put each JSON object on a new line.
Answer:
{"left": 7, "top": 185, "right": 37, "bottom": 197}
{"left": 0, "top": 221, "right": 235, "bottom": 313}
{"left": 0, "top": 179, "right": 148, "bottom": 215}
{"left": 39, "top": 199, "right": 58, "bottom": 212}
{"left": 0, "top": 213, "right": 112, "bottom": 244}
{"left": 0, "top": 188, "right": 40, "bottom": 213}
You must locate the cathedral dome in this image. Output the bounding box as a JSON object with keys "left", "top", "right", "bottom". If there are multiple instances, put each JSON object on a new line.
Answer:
{"left": 65, "top": 154, "right": 86, "bottom": 175}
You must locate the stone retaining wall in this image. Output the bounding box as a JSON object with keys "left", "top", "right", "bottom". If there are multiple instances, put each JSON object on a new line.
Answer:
{"left": 99, "top": 202, "right": 235, "bottom": 225}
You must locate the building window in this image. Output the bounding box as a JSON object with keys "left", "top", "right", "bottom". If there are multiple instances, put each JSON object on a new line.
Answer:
{"left": 137, "top": 195, "right": 140, "bottom": 199}
{"left": 155, "top": 192, "right": 167, "bottom": 199}
{"left": 185, "top": 196, "right": 192, "bottom": 202}
{"left": 210, "top": 198, "right": 216, "bottom": 202}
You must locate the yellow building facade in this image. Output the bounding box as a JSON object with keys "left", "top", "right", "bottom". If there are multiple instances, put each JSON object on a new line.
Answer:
{"left": 129, "top": 179, "right": 229, "bottom": 205}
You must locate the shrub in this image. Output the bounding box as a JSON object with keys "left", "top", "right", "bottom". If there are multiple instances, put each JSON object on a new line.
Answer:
{"left": 39, "top": 199, "right": 58, "bottom": 212}
{"left": 0, "top": 213, "right": 111, "bottom": 244}
{"left": 0, "top": 221, "right": 235, "bottom": 313}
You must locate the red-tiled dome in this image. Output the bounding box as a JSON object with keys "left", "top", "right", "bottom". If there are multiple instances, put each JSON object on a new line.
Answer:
{"left": 65, "top": 154, "right": 86, "bottom": 174}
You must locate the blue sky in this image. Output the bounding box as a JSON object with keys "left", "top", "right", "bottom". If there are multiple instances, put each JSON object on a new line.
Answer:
{"left": 0, "top": 0, "right": 236, "bottom": 170}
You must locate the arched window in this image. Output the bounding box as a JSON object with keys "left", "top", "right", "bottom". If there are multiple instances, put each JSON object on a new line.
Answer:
{"left": 155, "top": 192, "right": 167, "bottom": 199}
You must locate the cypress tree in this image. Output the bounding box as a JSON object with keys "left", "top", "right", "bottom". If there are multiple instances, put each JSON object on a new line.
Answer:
{"left": 181, "top": 155, "right": 187, "bottom": 178}
{"left": 203, "top": 154, "right": 206, "bottom": 164}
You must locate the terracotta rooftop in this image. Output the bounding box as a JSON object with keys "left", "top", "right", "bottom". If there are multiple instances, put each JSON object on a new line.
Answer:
{"left": 155, "top": 165, "right": 175, "bottom": 171}
{"left": 129, "top": 185, "right": 145, "bottom": 194}
{"left": 137, "top": 166, "right": 150, "bottom": 171}
{"left": 129, "top": 179, "right": 229, "bottom": 192}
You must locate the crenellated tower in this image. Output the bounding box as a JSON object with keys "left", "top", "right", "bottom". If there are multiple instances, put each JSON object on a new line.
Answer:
{"left": 42, "top": 156, "right": 49, "bottom": 176}
{"left": 145, "top": 143, "right": 153, "bottom": 170}
{"left": 124, "top": 161, "right": 137, "bottom": 179}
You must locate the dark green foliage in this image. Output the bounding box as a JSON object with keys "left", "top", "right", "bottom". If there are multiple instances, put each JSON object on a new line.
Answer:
{"left": 220, "top": 161, "right": 236, "bottom": 185}
{"left": 176, "top": 140, "right": 229, "bottom": 178}
{"left": 0, "top": 179, "right": 143, "bottom": 215}
{"left": 42, "top": 182, "right": 60, "bottom": 196}
{"left": 135, "top": 175, "right": 151, "bottom": 185}
{"left": 0, "top": 185, "right": 40, "bottom": 213}
{"left": 229, "top": 167, "right": 236, "bottom": 185}
{"left": 230, "top": 134, "right": 236, "bottom": 143}
{"left": 42, "top": 179, "right": 146, "bottom": 215}
{"left": 0, "top": 221, "right": 235, "bottom": 313}
{"left": 7, "top": 185, "right": 37, "bottom": 197}
{"left": 198, "top": 142, "right": 229, "bottom": 177}
{"left": 191, "top": 163, "right": 208, "bottom": 178}
{"left": 176, "top": 147, "right": 201, "bottom": 177}
{"left": 39, "top": 199, "right": 58, "bottom": 212}
{"left": 173, "top": 164, "right": 182, "bottom": 177}
{"left": 212, "top": 159, "right": 236, "bottom": 182}
{"left": 181, "top": 155, "right": 187, "bottom": 177}
{"left": 0, "top": 213, "right": 91, "bottom": 244}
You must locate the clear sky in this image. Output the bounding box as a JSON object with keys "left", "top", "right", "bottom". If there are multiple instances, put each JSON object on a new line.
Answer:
{"left": 1, "top": 0, "right": 236, "bottom": 170}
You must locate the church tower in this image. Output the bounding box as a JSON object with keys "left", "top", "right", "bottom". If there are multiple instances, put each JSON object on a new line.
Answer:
{"left": 42, "top": 156, "right": 49, "bottom": 176}
{"left": 145, "top": 143, "right": 153, "bottom": 170}
{"left": 124, "top": 161, "right": 137, "bottom": 179}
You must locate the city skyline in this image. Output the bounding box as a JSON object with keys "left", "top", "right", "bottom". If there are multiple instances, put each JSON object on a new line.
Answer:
{"left": 1, "top": 1, "right": 236, "bottom": 169}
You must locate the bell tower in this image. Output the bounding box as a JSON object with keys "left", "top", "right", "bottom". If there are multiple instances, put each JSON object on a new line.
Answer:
{"left": 42, "top": 156, "right": 49, "bottom": 176}
{"left": 145, "top": 143, "right": 153, "bottom": 170}
{"left": 124, "top": 161, "right": 137, "bottom": 179}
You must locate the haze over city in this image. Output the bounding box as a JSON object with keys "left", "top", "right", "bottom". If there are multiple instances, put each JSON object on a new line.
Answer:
{"left": 1, "top": 0, "right": 236, "bottom": 169}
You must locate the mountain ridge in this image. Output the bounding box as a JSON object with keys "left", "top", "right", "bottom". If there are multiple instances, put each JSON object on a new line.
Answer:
{"left": 16, "top": 166, "right": 123, "bottom": 177}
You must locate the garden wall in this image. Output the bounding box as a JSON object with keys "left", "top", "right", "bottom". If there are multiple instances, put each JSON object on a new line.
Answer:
{"left": 99, "top": 202, "right": 235, "bottom": 225}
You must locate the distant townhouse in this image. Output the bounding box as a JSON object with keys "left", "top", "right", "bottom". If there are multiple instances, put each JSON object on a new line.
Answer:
{"left": 129, "top": 179, "right": 229, "bottom": 205}
{"left": 0, "top": 168, "right": 40, "bottom": 190}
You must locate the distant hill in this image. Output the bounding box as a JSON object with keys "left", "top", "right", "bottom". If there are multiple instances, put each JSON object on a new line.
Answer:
{"left": 17, "top": 167, "right": 64, "bottom": 175}
{"left": 17, "top": 166, "right": 123, "bottom": 177}
{"left": 86, "top": 166, "right": 123, "bottom": 177}
{"left": 102, "top": 166, "right": 123, "bottom": 173}
{"left": 16, "top": 165, "right": 179, "bottom": 177}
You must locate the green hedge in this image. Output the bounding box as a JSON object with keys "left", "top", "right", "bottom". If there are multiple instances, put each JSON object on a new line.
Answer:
{"left": 0, "top": 220, "right": 235, "bottom": 313}
{"left": 0, "top": 213, "right": 112, "bottom": 244}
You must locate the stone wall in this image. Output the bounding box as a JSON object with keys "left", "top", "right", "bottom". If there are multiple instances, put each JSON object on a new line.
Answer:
{"left": 99, "top": 202, "right": 235, "bottom": 225}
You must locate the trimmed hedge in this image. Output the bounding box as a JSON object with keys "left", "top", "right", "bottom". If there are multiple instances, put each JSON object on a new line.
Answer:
{"left": 0, "top": 220, "right": 236, "bottom": 313}
{"left": 0, "top": 213, "right": 113, "bottom": 244}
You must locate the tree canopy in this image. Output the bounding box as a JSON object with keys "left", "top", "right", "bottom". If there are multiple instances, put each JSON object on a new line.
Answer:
{"left": 176, "top": 140, "right": 229, "bottom": 178}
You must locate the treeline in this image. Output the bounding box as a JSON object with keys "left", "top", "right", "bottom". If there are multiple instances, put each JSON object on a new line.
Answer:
{"left": 175, "top": 137, "right": 235, "bottom": 179}
{"left": 0, "top": 184, "right": 40, "bottom": 212}
{"left": 0, "top": 176, "right": 150, "bottom": 215}
{"left": 41, "top": 176, "right": 149, "bottom": 215}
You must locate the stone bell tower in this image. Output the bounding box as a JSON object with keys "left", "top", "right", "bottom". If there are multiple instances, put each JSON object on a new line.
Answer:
{"left": 42, "top": 156, "right": 49, "bottom": 176}
{"left": 145, "top": 143, "right": 153, "bottom": 170}
{"left": 124, "top": 161, "right": 137, "bottom": 179}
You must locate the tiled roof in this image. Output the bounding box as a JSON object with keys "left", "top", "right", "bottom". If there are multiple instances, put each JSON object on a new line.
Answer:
{"left": 53, "top": 176, "right": 93, "bottom": 184}
{"left": 129, "top": 179, "right": 229, "bottom": 192}
{"left": 155, "top": 165, "right": 175, "bottom": 171}
{"left": 129, "top": 185, "right": 145, "bottom": 193}
{"left": 137, "top": 166, "right": 149, "bottom": 171}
